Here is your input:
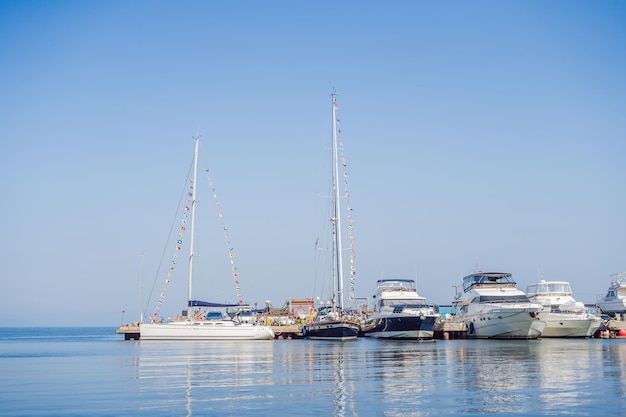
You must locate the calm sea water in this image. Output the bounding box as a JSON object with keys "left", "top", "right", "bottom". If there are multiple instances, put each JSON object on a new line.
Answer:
{"left": 1, "top": 328, "right": 625, "bottom": 416}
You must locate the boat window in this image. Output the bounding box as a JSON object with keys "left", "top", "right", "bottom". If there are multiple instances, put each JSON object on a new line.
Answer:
{"left": 527, "top": 282, "right": 571, "bottom": 295}
{"left": 478, "top": 295, "right": 530, "bottom": 303}
{"left": 463, "top": 276, "right": 480, "bottom": 292}
{"left": 377, "top": 280, "right": 417, "bottom": 291}
{"left": 463, "top": 274, "right": 514, "bottom": 292}
{"left": 205, "top": 312, "right": 224, "bottom": 320}
{"left": 544, "top": 283, "right": 570, "bottom": 293}
{"left": 381, "top": 299, "right": 427, "bottom": 308}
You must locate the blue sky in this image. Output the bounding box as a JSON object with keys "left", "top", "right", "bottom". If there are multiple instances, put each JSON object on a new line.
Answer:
{"left": 1, "top": 1, "right": 624, "bottom": 326}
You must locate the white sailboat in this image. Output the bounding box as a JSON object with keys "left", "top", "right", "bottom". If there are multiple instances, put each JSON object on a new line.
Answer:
{"left": 139, "top": 136, "right": 274, "bottom": 341}
{"left": 303, "top": 91, "right": 360, "bottom": 341}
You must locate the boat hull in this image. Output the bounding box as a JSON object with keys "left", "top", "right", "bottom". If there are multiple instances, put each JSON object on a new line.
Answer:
{"left": 540, "top": 314, "right": 603, "bottom": 338}
{"left": 303, "top": 320, "right": 359, "bottom": 341}
{"left": 139, "top": 321, "right": 275, "bottom": 340}
{"left": 462, "top": 307, "right": 545, "bottom": 339}
{"left": 597, "top": 300, "right": 626, "bottom": 317}
{"left": 362, "top": 315, "right": 437, "bottom": 340}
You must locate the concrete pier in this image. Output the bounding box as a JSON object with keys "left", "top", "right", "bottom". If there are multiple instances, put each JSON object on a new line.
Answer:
{"left": 434, "top": 321, "right": 467, "bottom": 339}
{"left": 116, "top": 324, "right": 140, "bottom": 340}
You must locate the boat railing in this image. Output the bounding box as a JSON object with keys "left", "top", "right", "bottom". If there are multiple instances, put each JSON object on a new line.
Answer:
{"left": 478, "top": 302, "right": 541, "bottom": 311}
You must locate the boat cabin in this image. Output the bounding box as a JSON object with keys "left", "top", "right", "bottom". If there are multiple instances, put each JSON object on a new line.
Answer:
{"left": 373, "top": 279, "right": 430, "bottom": 312}
{"left": 462, "top": 272, "right": 516, "bottom": 293}
{"left": 604, "top": 280, "right": 626, "bottom": 301}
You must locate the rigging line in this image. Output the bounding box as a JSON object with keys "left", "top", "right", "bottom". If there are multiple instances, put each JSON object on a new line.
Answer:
{"left": 203, "top": 167, "right": 245, "bottom": 304}
{"left": 153, "top": 179, "right": 194, "bottom": 319}
{"left": 151, "top": 177, "right": 194, "bottom": 320}
{"left": 335, "top": 100, "right": 357, "bottom": 301}
{"left": 143, "top": 156, "right": 194, "bottom": 320}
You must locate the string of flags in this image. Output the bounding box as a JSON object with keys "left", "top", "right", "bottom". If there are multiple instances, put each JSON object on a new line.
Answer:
{"left": 335, "top": 100, "right": 357, "bottom": 301}
{"left": 204, "top": 168, "right": 244, "bottom": 305}
{"left": 151, "top": 178, "right": 194, "bottom": 322}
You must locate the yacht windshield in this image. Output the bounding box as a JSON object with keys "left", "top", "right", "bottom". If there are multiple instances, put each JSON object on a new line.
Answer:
{"left": 475, "top": 295, "right": 530, "bottom": 303}
{"left": 527, "top": 282, "right": 571, "bottom": 295}
{"left": 381, "top": 299, "right": 427, "bottom": 308}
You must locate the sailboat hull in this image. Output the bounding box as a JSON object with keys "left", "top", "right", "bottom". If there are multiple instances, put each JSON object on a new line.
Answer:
{"left": 139, "top": 321, "right": 275, "bottom": 340}
{"left": 303, "top": 320, "right": 359, "bottom": 341}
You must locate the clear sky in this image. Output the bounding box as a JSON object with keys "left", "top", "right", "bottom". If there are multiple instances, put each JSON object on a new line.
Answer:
{"left": 1, "top": 1, "right": 624, "bottom": 326}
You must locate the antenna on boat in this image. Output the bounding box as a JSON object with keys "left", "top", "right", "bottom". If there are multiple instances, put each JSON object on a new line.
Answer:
{"left": 139, "top": 251, "right": 145, "bottom": 323}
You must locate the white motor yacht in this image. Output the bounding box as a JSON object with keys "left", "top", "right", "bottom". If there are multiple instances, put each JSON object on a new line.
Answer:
{"left": 361, "top": 279, "right": 439, "bottom": 340}
{"left": 453, "top": 272, "right": 545, "bottom": 339}
{"left": 526, "top": 280, "right": 602, "bottom": 338}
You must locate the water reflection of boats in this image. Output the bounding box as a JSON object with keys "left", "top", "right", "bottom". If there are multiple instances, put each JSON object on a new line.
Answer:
{"left": 450, "top": 341, "right": 540, "bottom": 412}
{"left": 136, "top": 341, "right": 276, "bottom": 416}
{"left": 332, "top": 349, "right": 350, "bottom": 417}
{"left": 534, "top": 339, "right": 616, "bottom": 411}
{"left": 452, "top": 272, "right": 545, "bottom": 339}
{"left": 361, "top": 279, "right": 439, "bottom": 340}
{"left": 526, "top": 279, "right": 602, "bottom": 338}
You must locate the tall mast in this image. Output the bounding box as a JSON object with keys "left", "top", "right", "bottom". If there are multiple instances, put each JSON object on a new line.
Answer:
{"left": 331, "top": 90, "right": 344, "bottom": 311}
{"left": 188, "top": 135, "right": 199, "bottom": 306}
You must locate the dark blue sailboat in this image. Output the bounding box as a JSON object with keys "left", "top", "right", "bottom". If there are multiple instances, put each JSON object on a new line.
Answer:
{"left": 303, "top": 91, "right": 359, "bottom": 341}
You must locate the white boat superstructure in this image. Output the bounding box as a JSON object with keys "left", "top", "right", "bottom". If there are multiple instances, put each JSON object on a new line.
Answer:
{"left": 597, "top": 273, "right": 626, "bottom": 317}
{"left": 526, "top": 280, "right": 602, "bottom": 338}
{"left": 362, "top": 279, "right": 439, "bottom": 340}
{"left": 139, "top": 136, "right": 274, "bottom": 341}
{"left": 453, "top": 272, "right": 545, "bottom": 339}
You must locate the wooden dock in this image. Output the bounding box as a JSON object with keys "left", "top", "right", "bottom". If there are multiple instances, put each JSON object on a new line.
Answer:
{"left": 114, "top": 320, "right": 626, "bottom": 340}
{"left": 116, "top": 324, "right": 140, "bottom": 340}
{"left": 115, "top": 322, "right": 468, "bottom": 340}
{"left": 271, "top": 324, "right": 304, "bottom": 339}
